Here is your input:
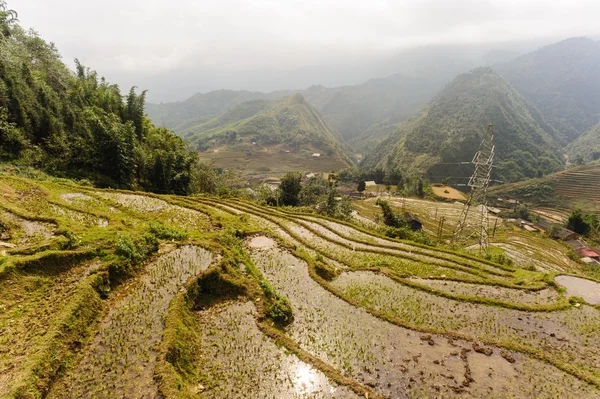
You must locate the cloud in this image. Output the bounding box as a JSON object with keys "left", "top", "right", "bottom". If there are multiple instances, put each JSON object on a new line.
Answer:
{"left": 11, "top": 0, "right": 600, "bottom": 100}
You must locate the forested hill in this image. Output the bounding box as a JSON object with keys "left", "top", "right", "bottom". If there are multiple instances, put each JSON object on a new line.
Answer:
{"left": 0, "top": 1, "right": 197, "bottom": 194}
{"left": 360, "top": 67, "right": 563, "bottom": 183}
{"left": 495, "top": 37, "right": 600, "bottom": 144}
{"left": 181, "top": 93, "right": 351, "bottom": 162}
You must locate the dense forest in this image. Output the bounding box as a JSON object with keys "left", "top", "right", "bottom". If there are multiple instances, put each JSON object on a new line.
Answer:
{"left": 0, "top": 1, "right": 197, "bottom": 194}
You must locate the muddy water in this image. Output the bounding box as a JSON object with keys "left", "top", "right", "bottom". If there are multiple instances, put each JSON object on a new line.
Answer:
{"left": 96, "top": 192, "right": 209, "bottom": 230}
{"left": 409, "top": 278, "right": 560, "bottom": 305}
{"left": 247, "top": 235, "right": 277, "bottom": 250}
{"left": 193, "top": 301, "right": 359, "bottom": 398}
{"left": 332, "top": 270, "right": 600, "bottom": 394}
{"left": 556, "top": 275, "right": 600, "bottom": 305}
{"left": 48, "top": 246, "right": 214, "bottom": 399}
{"left": 252, "top": 242, "right": 532, "bottom": 398}
{"left": 251, "top": 243, "right": 600, "bottom": 398}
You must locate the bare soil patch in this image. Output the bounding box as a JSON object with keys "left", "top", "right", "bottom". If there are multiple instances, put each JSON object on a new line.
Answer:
{"left": 431, "top": 184, "right": 467, "bottom": 201}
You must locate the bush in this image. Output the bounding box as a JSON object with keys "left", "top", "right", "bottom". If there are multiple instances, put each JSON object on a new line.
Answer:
{"left": 484, "top": 252, "right": 514, "bottom": 266}
{"left": 260, "top": 279, "right": 293, "bottom": 325}
{"left": 385, "top": 227, "right": 436, "bottom": 246}
{"left": 149, "top": 222, "right": 188, "bottom": 241}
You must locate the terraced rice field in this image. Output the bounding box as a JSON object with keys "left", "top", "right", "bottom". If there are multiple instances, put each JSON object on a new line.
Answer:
{"left": 2, "top": 174, "right": 600, "bottom": 398}
{"left": 353, "top": 196, "right": 502, "bottom": 237}
{"left": 490, "top": 162, "right": 600, "bottom": 211}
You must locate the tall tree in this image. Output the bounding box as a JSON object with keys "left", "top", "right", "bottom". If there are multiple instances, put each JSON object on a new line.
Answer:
{"left": 279, "top": 172, "right": 302, "bottom": 206}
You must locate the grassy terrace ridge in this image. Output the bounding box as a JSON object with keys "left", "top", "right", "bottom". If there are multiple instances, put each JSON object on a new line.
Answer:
{"left": 229, "top": 197, "right": 518, "bottom": 273}
{"left": 191, "top": 198, "right": 577, "bottom": 313}
{"left": 0, "top": 176, "right": 377, "bottom": 398}
{"left": 155, "top": 232, "right": 380, "bottom": 399}
{"left": 192, "top": 200, "right": 600, "bottom": 383}
{"left": 209, "top": 199, "right": 552, "bottom": 288}
{"left": 251, "top": 235, "right": 600, "bottom": 394}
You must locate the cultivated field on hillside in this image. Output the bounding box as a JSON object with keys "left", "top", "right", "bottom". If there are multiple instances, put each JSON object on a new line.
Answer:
{"left": 199, "top": 149, "right": 348, "bottom": 178}
{"left": 1, "top": 175, "right": 600, "bottom": 398}
{"left": 490, "top": 162, "right": 600, "bottom": 212}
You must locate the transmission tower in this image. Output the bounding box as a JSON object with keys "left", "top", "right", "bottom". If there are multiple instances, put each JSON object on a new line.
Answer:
{"left": 453, "top": 124, "right": 495, "bottom": 254}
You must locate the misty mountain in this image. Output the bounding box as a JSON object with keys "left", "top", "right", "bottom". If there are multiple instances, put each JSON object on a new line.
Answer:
{"left": 495, "top": 37, "right": 600, "bottom": 143}
{"left": 566, "top": 121, "right": 600, "bottom": 163}
{"left": 181, "top": 93, "right": 351, "bottom": 163}
{"left": 147, "top": 73, "right": 441, "bottom": 144}
{"left": 145, "top": 90, "right": 270, "bottom": 130}
{"left": 360, "top": 67, "right": 563, "bottom": 183}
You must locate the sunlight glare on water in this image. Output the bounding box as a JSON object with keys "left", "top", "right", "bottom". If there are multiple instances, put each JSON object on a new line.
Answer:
{"left": 294, "top": 364, "right": 318, "bottom": 394}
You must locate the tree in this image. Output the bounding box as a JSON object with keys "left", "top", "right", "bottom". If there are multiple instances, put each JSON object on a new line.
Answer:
{"left": 0, "top": 1, "right": 17, "bottom": 37}
{"left": 416, "top": 178, "right": 424, "bottom": 197}
{"left": 384, "top": 172, "right": 392, "bottom": 192}
{"left": 300, "top": 177, "right": 328, "bottom": 206}
{"left": 375, "top": 199, "right": 404, "bottom": 228}
{"left": 357, "top": 181, "right": 366, "bottom": 192}
{"left": 279, "top": 172, "right": 302, "bottom": 206}
{"left": 566, "top": 209, "right": 591, "bottom": 235}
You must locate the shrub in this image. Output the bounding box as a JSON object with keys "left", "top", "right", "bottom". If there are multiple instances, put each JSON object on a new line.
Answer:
{"left": 149, "top": 222, "right": 188, "bottom": 241}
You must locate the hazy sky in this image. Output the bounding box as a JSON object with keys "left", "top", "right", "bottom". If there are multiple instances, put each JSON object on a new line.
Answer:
{"left": 13, "top": 0, "right": 600, "bottom": 101}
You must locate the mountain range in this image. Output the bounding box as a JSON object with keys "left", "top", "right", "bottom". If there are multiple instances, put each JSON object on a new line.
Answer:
{"left": 146, "top": 37, "right": 600, "bottom": 183}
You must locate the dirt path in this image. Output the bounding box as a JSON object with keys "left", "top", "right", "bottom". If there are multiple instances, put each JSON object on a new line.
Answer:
{"left": 48, "top": 246, "right": 214, "bottom": 399}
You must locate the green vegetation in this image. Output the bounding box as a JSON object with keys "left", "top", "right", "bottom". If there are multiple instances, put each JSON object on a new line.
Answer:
{"left": 2, "top": 172, "right": 600, "bottom": 398}
{"left": 278, "top": 172, "right": 302, "bottom": 206}
{"left": 146, "top": 75, "right": 440, "bottom": 148}
{"left": 177, "top": 93, "right": 351, "bottom": 164}
{"left": 566, "top": 209, "right": 599, "bottom": 237}
{"left": 0, "top": 1, "right": 197, "bottom": 194}
{"left": 489, "top": 161, "right": 600, "bottom": 212}
{"left": 567, "top": 121, "right": 600, "bottom": 163}
{"left": 361, "top": 67, "right": 564, "bottom": 183}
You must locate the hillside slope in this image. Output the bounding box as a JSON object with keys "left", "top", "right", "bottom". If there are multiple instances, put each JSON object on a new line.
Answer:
{"left": 489, "top": 161, "right": 600, "bottom": 211}
{"left": 183, "top": 93, "right": 344, "bottom": 152}
{"left": 298, "top": 74, "right": 440, "bottom": 143}
{"left": 566, "top": 122, "right": 600, "bottom": 163}
{"left": 179, "top": 94, "right": 352, "bottom": 174}
{"left": 495, "top": 37, "right": 600, "bottom": 143}
{"left": 360, "top": 67, "right": 563, "bottom": 182}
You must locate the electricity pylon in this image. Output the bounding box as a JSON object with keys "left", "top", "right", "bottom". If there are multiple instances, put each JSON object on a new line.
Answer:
{"left": 453, "top": 124, "right": 495, "bottom": 254}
